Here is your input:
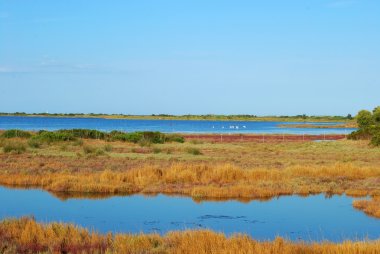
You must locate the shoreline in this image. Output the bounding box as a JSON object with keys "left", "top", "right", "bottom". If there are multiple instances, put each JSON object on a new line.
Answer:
{"left": 0, "top": 114, "right": 354, "bottom": 123}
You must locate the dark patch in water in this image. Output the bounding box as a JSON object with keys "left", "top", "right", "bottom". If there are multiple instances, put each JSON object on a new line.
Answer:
{"left": 144, "top": 220, "right": 159, "bottom": 225}
{"left": 243, "top": 219, "right": 265, "bottom": 224}
{"left": 198, "top": 215, "right": 247, "bottom": 220}
{"left": 171, "top": 221, "right": 203, "bottom": 227}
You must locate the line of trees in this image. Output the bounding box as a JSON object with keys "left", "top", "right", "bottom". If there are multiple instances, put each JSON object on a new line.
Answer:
{"left": 1, "top": 112, "right": 354, "bottom": 120}
{"left": 348, "top": 107, "right": 380, "bottom": 146}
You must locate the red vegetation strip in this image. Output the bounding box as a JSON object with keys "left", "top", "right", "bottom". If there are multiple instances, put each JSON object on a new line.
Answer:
{"left": 183, "top": 134, "right": 346, "bottom": 143}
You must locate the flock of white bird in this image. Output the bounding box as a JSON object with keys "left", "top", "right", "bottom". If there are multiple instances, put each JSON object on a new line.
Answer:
{"left": 212, "top": 125, "right": 247, "bottom": 129}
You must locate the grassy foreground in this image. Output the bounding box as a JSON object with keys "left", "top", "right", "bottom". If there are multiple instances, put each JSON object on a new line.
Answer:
{"left": 1, "top": 217, "right": 379, "bottom": 254}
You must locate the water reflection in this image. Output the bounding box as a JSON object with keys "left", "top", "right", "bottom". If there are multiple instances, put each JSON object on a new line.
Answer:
{"left": 0, "top": 186, "right": 379, "bottom": 242}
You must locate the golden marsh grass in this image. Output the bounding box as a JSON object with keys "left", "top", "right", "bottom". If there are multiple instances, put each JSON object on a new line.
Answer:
{"left": 353, "top": 197, "right": 380, "bottom": 218}
{"left": 1, "top": 217, "right": 379, "bottom": 254}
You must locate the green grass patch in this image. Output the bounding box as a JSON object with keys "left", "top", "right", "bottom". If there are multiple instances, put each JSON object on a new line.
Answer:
{"left": 1, "top": 129, "right": 32, "bottom": 139}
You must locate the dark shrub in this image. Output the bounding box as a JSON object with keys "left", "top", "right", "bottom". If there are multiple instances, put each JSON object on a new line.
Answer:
{"left": 373, "top": 107, "right": 380, "bottom": 124}
{"left": 109, "top": 131, "right": 181, "bottom": 144}
{"left": 371, "top": 133, "right": 380, "bottom": 147}
{"left": 33, "top": 131, "right": 76, "bottom": 143}
{"left": 127, "top": 132, "right": 145, "bottom": 143}
{"left": 348, "top": 129, "right": 371, "bottom": 140}
{"left": 109, "top": 131, "right": 143, "bottom": 143}
{"left": 58, "top": 129, "right": 106, "bottom": 139}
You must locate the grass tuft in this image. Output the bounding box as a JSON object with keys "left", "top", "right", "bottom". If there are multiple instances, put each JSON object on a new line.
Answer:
{"left": 3, "top": 141, "right": 27, "bottom": 154}
{"left": 186, "top": 147, "right": 203, "bottom": 155}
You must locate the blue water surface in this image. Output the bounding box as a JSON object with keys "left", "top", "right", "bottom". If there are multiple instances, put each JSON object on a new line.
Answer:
{"left": 0, "top": 186, "right": 378, "bottom": 242}
{"left": 0, "top": 116, "right": 356, "bottom": 134}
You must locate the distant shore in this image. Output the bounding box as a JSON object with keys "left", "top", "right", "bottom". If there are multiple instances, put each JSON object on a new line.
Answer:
{"left": 0, "top": 113, "right": 354, "bottom": 123}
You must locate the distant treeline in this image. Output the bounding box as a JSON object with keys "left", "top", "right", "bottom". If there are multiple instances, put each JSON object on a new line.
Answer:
{"left": 0, "top": 112, "right": 353, "bottom": 121}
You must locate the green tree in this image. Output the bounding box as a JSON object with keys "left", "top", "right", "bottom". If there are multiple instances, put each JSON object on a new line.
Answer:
{"left": 373, "top": 107, "right": 380, "bottom": 124}
{"left": 356, "top": 110, "right": 374, "bottom": 129}
{"left": 349, "top": 107, "right": 380, "bottom": 146}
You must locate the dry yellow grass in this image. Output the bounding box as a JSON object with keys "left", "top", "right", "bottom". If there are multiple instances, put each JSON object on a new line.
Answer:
{"left": 353, "top": 197, "right": 380, "bottom": 218}
{"left": 2, "top": 138, "right": 380, "bottom": 171}
{"left": 1, "top": 217, "right": 379, "bottom": 254}
{"left": 0, "top": 163, "right": 379, "bottom": 198}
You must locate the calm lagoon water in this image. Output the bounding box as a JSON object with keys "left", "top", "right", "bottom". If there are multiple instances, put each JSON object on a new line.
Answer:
{"left": 0, "top": 186, "right": 378, "bottom": 242}
{"left": 0, "top": 116, "right": 355, "bottom": 134}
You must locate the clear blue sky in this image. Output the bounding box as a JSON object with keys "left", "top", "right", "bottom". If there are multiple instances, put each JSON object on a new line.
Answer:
{"left": 0, "top": 0, "right": 379, "bottom": 116}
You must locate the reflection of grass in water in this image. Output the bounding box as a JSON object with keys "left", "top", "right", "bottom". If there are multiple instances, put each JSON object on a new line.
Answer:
{"left": 1, "top": 217, "right": 379, "bottom": 253}
{"left": 0, "top": 184, "right": 305, "bottom": 204}
{"left": 51, "top": 190, "right": 276, "bottom": 203}
{"left": 50, "top": 191, "right": 131, "bottom": 201}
